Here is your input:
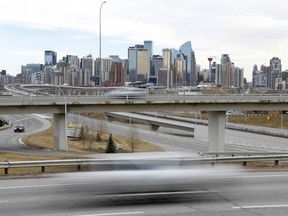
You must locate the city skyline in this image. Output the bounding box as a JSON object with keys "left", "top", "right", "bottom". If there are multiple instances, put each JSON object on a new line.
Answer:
{"left": 1, "top": 0, "right": 288, "bottom": 81}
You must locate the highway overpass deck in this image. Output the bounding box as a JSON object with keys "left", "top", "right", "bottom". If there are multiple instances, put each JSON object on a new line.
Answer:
{"left": 1, "top": 94, "right": 288, "bottom": 152}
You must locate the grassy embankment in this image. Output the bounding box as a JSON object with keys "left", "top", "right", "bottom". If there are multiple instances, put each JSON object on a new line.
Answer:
{"left": 174, "top": 112, "right": 288, "bottom": 130}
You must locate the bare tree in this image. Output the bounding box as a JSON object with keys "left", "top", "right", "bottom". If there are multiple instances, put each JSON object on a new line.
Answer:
{"left": 129, "top": 125, "right": 139, "bottom": 153}
{"left": 96, "top": 119, "right": 108, "bottom": 140}
{"left": 78, "top": 125, "right": 86, "bottom": 149}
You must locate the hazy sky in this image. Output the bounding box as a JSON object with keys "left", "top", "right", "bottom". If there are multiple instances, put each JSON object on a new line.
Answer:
{"left": 1, "top": 0, "right": 288, "bottom": 81}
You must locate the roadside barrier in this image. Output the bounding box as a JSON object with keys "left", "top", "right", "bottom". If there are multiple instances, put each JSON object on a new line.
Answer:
{"left": 1, "top": 155, "right": 288, "bottom": 175}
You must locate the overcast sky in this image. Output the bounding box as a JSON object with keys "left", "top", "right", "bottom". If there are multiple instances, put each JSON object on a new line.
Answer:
{"left": 1, "top": 0, "right": 288, "bottom": 81}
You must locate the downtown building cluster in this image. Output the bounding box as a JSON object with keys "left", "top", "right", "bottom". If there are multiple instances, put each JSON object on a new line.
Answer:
{"left": 4, "top": 40, "right": 246, "bottom": 89}
{"left": 252, "top": 57, "right": 288, "bottom": 90}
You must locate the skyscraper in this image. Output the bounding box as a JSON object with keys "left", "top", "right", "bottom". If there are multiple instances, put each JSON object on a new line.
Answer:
{"left": 150, "top": 55, "right": 163, "bottom": 84}
{"left": 210, "top": 62, "right": 217, "bottom": 83}
{"left": 220, "top": 54, "right": 231, "bottom": 87}
{"left": 45, "top": 51, "right": 57, "bottom": 66}
{"left": 136, "top": 48, "right": 149, "bottom": 82}
{"left": 268, "top": 57, "right": 282, "bottom": 89}
{"left": 65, "top": 55, "right": 80, "bottom": 86}
{"left": 174, "top": 54, "right": 185, "bottom": 86}
{"left": 80, "top": 55, "right": 93, "bottom": 86}
{"left": 128, "top": 47, "right": 137, "bottom": 82}
{"left": 179, "top": 41, "right": 197, "bottom": 86}
{"left": 110, "top": 62, "right": 125, "bottom": 85}
{"left": 162, "top": 49, "right": 172, "bottom": 72}
{"left": 162, "top": 49, "right": 172, "bottom": 87}
{"left": 128, "top": 46, "right": 149, "bottom": 82}
{"left": 109, "top": 55, "right": 126, "bottom": 85}
{"left": 231, "top": 64, "right": 244, "bottom": 88}
{"left": 144, "top": 40, "right": 153, "bottom": 60}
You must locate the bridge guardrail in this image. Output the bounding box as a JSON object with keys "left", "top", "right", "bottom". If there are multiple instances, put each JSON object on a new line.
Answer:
{"left": 1, "top": 155, "right": 288, "bottom": 175}
{"left": 2, "top": 93, "right": 288, "bottom": 105}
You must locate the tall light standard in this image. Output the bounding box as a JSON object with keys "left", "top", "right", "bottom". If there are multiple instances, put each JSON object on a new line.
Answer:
{"left": 99, "top": 1, "right": 106, "bottom": 95}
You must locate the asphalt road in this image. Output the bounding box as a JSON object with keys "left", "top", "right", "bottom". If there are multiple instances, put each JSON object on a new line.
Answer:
{"left": 1, "top": 167, "right": 288, "bottom": 216}
{"left": 0, "top": 114, "right": 51, "bottom": 153}
{"left": 0, "top": 114, "right": 80, "bottom": 156}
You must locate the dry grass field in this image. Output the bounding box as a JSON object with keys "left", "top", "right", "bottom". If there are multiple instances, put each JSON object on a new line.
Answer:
{"left": 174, "top": 112, "right": 288, "bottom": 130}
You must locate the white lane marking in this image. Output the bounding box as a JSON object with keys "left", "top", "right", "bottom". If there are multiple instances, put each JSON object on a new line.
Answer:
{"left": 237, "top": 174, "right": 288, "bottom": 179}
{"left": 76, "top": 212, "right": 144, "bottom": 216}
{"left": 0, "top": 182, "right": 86, "bottom": 190}
{"left": 233, "top": 204, "right": 288, "bottom": 209}
{"left": 0, "top": 201, "right": 8, "bottom": 203}
{"left": 100, "top": 190, "right": 214, "bottom": 198}
{"left": 32, "top": 114, "right": 52, "bottom": 119}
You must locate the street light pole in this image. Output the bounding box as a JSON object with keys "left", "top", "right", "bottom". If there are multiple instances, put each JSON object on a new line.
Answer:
{"left": 99, "top": 1, "right": 106, "bottom": 95}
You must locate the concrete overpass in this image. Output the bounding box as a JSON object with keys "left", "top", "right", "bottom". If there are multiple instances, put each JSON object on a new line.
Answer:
{"left": 1, "top": 94, "right": 288, "bottom": 152}
{"left": 105, "top": 112, "right": 195, "bottom": 133}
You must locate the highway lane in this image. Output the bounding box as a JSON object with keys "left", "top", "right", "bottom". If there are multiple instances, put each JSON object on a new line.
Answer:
{"left": 1, "top": 168, "right": 288, "bottom": 215}
{"left": 0, "top": 114, "right": 79, "bottom": 156}
{"left": 0, "top": 114, "right": 51, "bottom": 152}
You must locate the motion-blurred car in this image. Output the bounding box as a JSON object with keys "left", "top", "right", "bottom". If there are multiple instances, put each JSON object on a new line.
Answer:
{"left": 107, "top": 87, "right": 148, "bottom": 99}
{"left": 14, "top": 125, "right": 25, "bottom": 133}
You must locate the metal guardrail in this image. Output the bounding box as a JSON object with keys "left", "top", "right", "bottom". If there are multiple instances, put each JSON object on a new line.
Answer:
{"left": 1, "top": 155, "right": 288, "bottom": 175}
{"left": 201, "top": 152, "right": 288, "bottom": 157}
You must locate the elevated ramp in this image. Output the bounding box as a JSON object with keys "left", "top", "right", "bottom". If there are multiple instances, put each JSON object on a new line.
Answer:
{"left": 106, "top": 112, "right": 194, "bottom": 133}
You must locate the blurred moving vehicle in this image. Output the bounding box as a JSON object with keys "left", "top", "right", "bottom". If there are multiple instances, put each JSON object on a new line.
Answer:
{"left": 14, "top": 125, "right": 25, "bottom": 133}
{"left": 107, "top": 87, "right": 148, "bottom": 99}
{"left": 57, "top": 153, "right": 239, "bottom": 195}
{"left": 59, "top": 166, "right": 240, "bottom": 196}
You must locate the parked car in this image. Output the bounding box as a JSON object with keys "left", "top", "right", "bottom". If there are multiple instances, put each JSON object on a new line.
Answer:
{"left": 14, "top": 125, "right": 25, "bottom": 133}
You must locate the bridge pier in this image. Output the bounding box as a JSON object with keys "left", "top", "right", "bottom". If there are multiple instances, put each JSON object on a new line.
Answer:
{"left": 208, "top": 111, "right": 225, "bottom": 152}
{"left": 53, "top": 113, "right": 67, "bottom": 151}
{"left": 148, "top": 121, "right": 160, "bottom": 131}
{"left": 105, "top": 114, "right": 114, "bottom": 122}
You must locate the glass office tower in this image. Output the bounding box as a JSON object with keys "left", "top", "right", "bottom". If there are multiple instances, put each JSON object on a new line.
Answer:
{"left": 179, "top": 41, "right": 196, "bottom": 86}
{"left": 144, "top": 40, "right": 153, "bottom": 60}
{"left": 128, "top": 47, "right": 137, "bottom": 82}
{"left": 45, "top": 50, "right": 57, "bottom": 66}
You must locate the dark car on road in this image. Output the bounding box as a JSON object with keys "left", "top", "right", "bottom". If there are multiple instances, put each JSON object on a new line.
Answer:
{"left": 14, "top": 125, "right": 25, "bottom": 133}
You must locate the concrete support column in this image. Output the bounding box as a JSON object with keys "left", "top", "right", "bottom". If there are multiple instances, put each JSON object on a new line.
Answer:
{"left": 105, "top": 115, "right": 114, "bottom": 122}
{"left": 208, "top": 111, "right": 225, "bottom": 152}
{"left": 53, "top": 113, "right": 67, "bottom": 151}
{"left": 148, "top": 121, "right": 160, "bottom": 131}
